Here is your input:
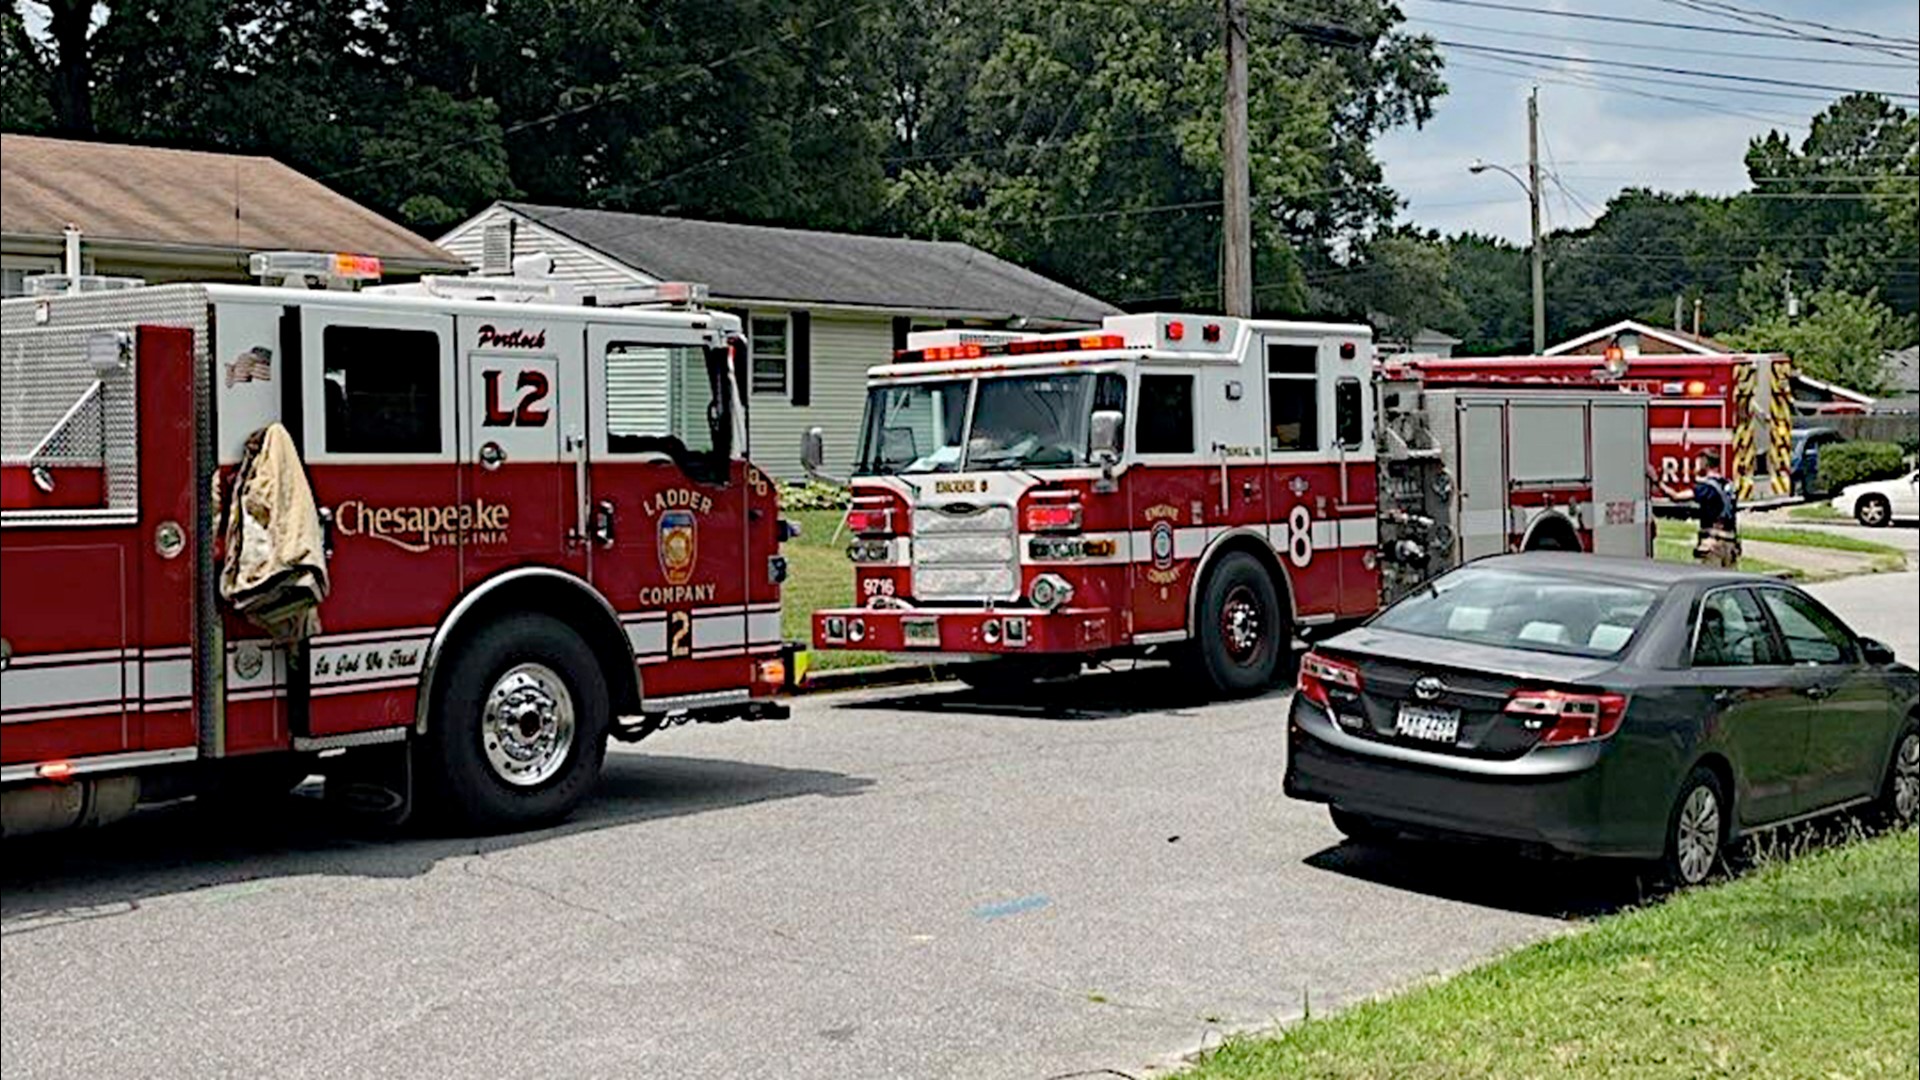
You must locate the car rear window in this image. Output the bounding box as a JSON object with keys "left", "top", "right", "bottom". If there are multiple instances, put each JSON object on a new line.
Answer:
{"left": 1372, "top": 567, "right": 1659, "bottom": 658}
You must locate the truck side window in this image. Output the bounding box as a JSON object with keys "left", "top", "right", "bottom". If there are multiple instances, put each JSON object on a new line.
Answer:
{"left": 1335, "top": 377, "right": 1364, "bottom": 449}
{"left": 322, "top": 326, "right": 441, "bottom": 454}
{"left": 1136, "top": 374, "right": 1193, "bottom": 454}
{"left": 1092, "top": 372, "right": 1127, "bottom": 454}
{"left": 1268, "top": 343, "right": 1318, "bottom": 453}
{"left": 605, "top": 343, "right": 715, "bottom": 454}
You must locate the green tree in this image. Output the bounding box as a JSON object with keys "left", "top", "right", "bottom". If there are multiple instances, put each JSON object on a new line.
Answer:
{"left": 1724, "top": 287, "right": 1917, "bottom": 395}
{"left": 875, "top": 0, "right": 1443, "bottom": 313}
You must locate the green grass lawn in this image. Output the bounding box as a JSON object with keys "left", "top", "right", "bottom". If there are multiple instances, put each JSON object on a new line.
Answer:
{"left": 1652, "top": 520, "right": 1906, "bottom": 577}
{"left": 1788, "top": 503, "right": 1847, "bottom": 523}
{"left": 1651, "top": 522, "right": 1800, "bottom": 578}
{"left": 1185, "top": 827, "right": 1920, "bottom": 1080}
{"left": 783, "top": 507, "right": 888, "bottom": 671}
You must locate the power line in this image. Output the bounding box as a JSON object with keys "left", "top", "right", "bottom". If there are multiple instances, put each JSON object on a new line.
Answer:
{"left": 1407, "top": 0, "right": 1920, "bottom": 52}
{"left": 1447, "top": 56, "right": 1810, "bottom": 128}
{"left": 1658, "top": 0, "right": 1919, "bottom": 59}
{"left": 1434, "top": 38, "right": 1919, "bottom": 101}
{"left": 1407, "top": 14, "right": 1920, "bottom": 69}
{"left": 1674, "top": 0, "right": 1920, "bottom": 47}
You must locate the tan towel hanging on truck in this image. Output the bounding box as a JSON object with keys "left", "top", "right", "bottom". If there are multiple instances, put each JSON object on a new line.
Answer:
{"left": 220, "top": 423, "right": 329, "bottom": 642}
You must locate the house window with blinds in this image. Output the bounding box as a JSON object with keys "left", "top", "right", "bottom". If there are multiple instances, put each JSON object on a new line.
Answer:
{"left": 603, "top": 343, "right": 714, "bottom": 454}
{"left": 750, "top": 315, "right": 788, "bottom": 395}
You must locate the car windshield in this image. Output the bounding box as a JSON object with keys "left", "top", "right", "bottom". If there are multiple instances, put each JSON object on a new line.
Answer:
{"left": 856, "top": 373, "right": 1113, "bottom": 475}
{"left": 1371, "top": 567, "right": 1659, "bottom": 658}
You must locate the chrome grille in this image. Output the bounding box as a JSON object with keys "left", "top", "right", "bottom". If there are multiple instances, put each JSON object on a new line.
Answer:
{"left": 911, "top": 503, "right": 1019, "bottom": 600}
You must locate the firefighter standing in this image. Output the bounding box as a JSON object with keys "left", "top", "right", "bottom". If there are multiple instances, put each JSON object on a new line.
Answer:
{"left": 1662, "top": 449, "right": 1741, "bottom": 568}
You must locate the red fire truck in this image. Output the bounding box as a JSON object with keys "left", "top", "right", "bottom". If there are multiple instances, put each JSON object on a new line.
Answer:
{"left": 1, "top": 254, "right": 794, "bottom": 837}
{"left": 804, "top": 315, "right": 1653, "bottom": 696}
{"left": 1403, "top": 352, "right": 1797, "bottom": 510}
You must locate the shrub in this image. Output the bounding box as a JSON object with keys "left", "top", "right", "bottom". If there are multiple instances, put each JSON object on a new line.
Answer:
{"left": 779, "top": 480, "right": 849, "bottom": 510}
{"left": 1819, "top": 440, "right": 1907, "bottom": 492}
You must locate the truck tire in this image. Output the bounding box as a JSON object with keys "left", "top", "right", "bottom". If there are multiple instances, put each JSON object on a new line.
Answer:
{"left": 1190, "top": 551, "right": 1285, "bottom": 697}
{"left": 421, "top": 612, "right": 610, "bottom": 832}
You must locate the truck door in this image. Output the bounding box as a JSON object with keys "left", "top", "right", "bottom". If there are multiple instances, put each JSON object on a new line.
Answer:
{"left": 1126, "top": 370, "right": 1211, "bottom": 638}
{"left": 1259, "top": 337, "right": 1340, "bottom": 619}
{"left": 1453, "top": 398, "right": 1508, "bottom": 561}
{"left": 456, "top": 316, "right": 584, "bottom": 583}
{"left": 584, "top": 325, "right": 750, "bottom": 703}
{"left": 297, "top": 305, "right": 457, "bottom": 735}
{"left": 1589, "top": 397, "right": 1650, "bottom": 556}
{"left": 1, "top": 322, "right": 198, "bottom": 764}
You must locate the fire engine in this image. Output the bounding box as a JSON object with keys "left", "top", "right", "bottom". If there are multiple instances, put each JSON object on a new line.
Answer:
{"left": 804, "top": 315, "right": 1653, "bottom": 697}
{"left": 1404, "top": 351, "right": 1797, "bottom": 511}
{"left": 0, "top": 254, "right": 794, "bottom": 837}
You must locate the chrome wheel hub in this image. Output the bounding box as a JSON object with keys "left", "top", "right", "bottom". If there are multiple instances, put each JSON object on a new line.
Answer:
{"left": 1676, "top": 785, "right": 1720, "bottom": 885}
{"left": 1220, "top": 585, "right": 1263, "bottom": 662}
{"left": 1894, "top": 734, "right": 1919, "bottom": 821}
{"left": 481, "top": 663, "right": 575, "bottom": 787}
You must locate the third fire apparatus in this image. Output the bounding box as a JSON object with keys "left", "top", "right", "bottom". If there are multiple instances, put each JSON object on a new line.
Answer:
{"left": 1, "top": 254, "right": 794, "bottom": 836}
{"left": 806, "top": 315, "right": 1653, "bottom": 696}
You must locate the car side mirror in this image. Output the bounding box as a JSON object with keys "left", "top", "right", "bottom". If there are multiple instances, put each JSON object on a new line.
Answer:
{"left": 800, "top": 426, "right": 846, "bottom": 486}
{"left": 1089, "top": 409, "right": 1123, "bottom": 493}
{"left": 1860, "top": 637, "right": 1896, "bottom": 666}
{"left": 1090, "top": 410, "right": 1123, "bottom": 461}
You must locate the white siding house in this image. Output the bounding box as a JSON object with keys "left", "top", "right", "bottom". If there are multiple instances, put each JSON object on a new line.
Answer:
{"left": 438, "top": 202, "right": 1118, "bottom": 481}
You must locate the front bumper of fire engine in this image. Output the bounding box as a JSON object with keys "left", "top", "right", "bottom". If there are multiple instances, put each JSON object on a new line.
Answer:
{"left": 811, "top": 604, "right": 1119, "bottom": 655}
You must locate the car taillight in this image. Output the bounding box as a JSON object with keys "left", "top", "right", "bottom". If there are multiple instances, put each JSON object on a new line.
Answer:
{"left": 1298, "top": 651, "right": 1362, "bottom": 709}
{"left": 1505, "top": 689, "right": 1628, "bottom": 745}
{"left": 846, "top": 507, "right": 894, "bottom": 536}
{"left": 1023, "top": 503, "right": 1081, "bottom": 533}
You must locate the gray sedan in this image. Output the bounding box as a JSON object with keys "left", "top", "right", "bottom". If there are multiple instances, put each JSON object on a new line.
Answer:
{"left": 1284, "top": 553, "right": 1920, "bottom": 885}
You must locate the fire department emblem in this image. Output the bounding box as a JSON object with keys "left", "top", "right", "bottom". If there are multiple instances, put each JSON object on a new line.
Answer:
{"left": 659, "top": 509, "right": 698, "bottom": 585}
{"left": 1288, "top": 475, "right": 1310, "bottom": 497}
{"left": 1150, "top": 520, "right": 1175, "bottom": 570}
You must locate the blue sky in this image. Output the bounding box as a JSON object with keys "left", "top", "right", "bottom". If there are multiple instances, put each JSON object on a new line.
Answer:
{"left": 1378, "top": 0, "right": 1920, "bottom": 244}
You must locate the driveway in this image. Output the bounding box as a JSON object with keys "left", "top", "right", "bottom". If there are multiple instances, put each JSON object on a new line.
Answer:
{"left": 2, "top": 579, "right": 1913, "bottom": 1080}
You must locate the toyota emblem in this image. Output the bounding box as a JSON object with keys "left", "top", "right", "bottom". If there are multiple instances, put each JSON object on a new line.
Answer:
{"left": 1412, "top": 676, "right": 1445, "bottom": 701}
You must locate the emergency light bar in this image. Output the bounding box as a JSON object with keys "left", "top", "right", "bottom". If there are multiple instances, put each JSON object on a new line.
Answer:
{"left": 896, "top": 333, "right": 1128, "bottom": 363}
{"left": 409, "top": 274, "right": 579, "bottom": 305}
{"left": 590, "top": 282, "right": 710, "bottom": 308}
{"left": 250, "top": 251, "right": 384, "bottom": 288}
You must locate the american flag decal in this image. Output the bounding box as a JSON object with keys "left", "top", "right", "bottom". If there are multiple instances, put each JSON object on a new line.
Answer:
{"left": 225, "top": 347, "right": 273, "bottom": 386}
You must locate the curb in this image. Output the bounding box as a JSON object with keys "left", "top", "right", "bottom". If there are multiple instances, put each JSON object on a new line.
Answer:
{"left": 792, "top": 659, "right": 963, "bottom": 695}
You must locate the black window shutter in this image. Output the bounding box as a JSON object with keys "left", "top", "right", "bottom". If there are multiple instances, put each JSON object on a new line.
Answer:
{"left": 790, "top": 310, "right": 812, "bottom": 407}
{"left": 892, "top": 316, "right": 909, "bottom": 353}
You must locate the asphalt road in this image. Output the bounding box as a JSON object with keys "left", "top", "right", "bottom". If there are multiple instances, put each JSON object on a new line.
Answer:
{"left": 3, "top": 577, "right": 1915, "bottom": 1080}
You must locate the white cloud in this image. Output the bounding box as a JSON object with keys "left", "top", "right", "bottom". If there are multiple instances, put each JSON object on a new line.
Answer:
{"left": 1378, "top": 0, "right": 1920, "bottom": 242}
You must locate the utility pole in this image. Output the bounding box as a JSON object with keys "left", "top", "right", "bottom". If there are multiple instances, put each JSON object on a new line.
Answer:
{"left": 1526, "top": 87, "right": 1545, "bottom": 354}
{"left": 1222, "top": 0, "right": 1253, "bottom": 317}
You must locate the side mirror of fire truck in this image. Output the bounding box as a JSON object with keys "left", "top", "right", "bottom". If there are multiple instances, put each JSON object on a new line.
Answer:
{"left": 800, "top": 426, "right": 846, "bottom": 486}
{"left": 1090, "top": 409, "right": 1124, "bottom": 492}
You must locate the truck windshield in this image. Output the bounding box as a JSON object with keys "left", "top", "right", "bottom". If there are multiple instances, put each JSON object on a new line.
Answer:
{"left": 856, "top": 373, "right": 1123, "bottom": 475}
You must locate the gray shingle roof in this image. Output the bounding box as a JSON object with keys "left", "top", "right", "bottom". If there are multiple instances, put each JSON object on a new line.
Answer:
{"left": 496, "top": 202, "right": 1118, "bottom": 325}
{"left": 1, "top": 133, "right": 462, "bottom": 269}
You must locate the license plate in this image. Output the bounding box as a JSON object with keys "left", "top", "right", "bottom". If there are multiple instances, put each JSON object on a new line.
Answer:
{"left": 902, "top": 617, "right": 940, "bottom": 648}
{"left": 1395, "top": 703, "right": 1460, "bottom": 744}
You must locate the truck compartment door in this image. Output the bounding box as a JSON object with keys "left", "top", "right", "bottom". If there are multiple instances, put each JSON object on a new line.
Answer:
{"left": 1589, "top": 399, "right": 1651, "bottom": 557}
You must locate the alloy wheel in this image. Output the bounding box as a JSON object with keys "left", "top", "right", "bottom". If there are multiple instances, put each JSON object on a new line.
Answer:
{"left": 1895, "top": 733, "right": 1920, "bottom": 822}
{"left": 1219, "top": 584, "right": 1264, "bottom": 663}
{"left": 481, "top": 662, "right": 577, "bottom": 787}
{"left": 1675, "top": 784, "right": 1721, "bottom": 885}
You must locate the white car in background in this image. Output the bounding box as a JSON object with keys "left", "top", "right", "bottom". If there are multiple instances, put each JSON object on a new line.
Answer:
{"left": 1831, "top": 467, "right": 1920, "bottom": 527}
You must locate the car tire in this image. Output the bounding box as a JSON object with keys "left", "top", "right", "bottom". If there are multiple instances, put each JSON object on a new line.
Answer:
{"left": 1662, "top": 766, "right": 1728, "bottom": 888}
{"left": 420, "top": 612, "right": 610, "bottom": 832}
{"left": 1873, "top": 723, "right": 1919, "bottom": 828}
{"left": 1855, "top": 494, "right": 1892, "bottom": 528}
{"left": 1329, "top": 806, "right": 1394, "bottom": 845}
{"left": 1190, "top": 551, "right": 1286, "bottom": 697}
